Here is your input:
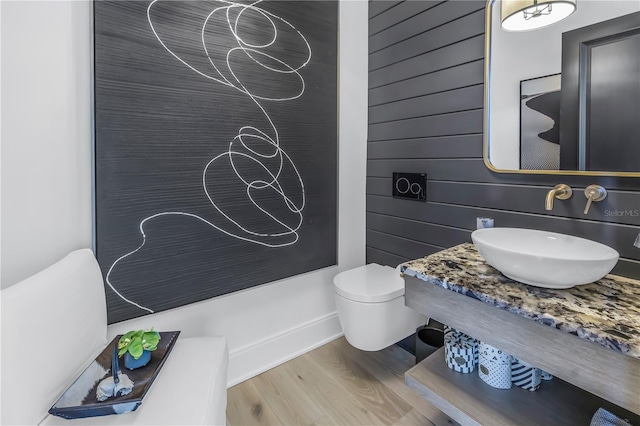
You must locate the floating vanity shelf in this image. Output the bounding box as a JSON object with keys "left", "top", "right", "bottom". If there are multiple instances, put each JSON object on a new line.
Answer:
{"left": 406, "top": 348, "right": 640, "bottom": 426}
{"left": 402, "top": 243, "right": 640, "bottom": 416}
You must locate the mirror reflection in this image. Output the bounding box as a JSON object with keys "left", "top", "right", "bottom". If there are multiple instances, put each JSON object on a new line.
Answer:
{"left": 486, "top": 0, "right": 640, "bottom": 174}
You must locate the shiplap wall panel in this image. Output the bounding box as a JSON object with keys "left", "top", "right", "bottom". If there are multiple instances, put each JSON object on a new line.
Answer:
{"left": 366, "top": 195, "right": 640, "bottom": 272}
{"left": 366, "top": 0, "right": 640, "bottom": 280}
{"left": 369, "top": 60, "right": 484, "bottom": 106}
{"left": 367, "top": 202, "right": 638, "bottom": 277}
{"left": 369, "top": 34, "right": 484, "bottom": 88}
{"left": 369, "top": 1, "right": 482, "bottom": 53}
{"left": 367, "top": 135, "right": 484, "bottom": 159}
{"left": 369, "top": 1, "right": 444, "bottom": 36}
{"left": 368, "top": 230, "right": 443, "bottom": 259}
{"left": 369, "top": 9, "right": 485, "bottom": 70}
{"left": 369, "top": 1, "right": 402, "bottom": 20}
{"left": 427, "top": 182, "right": 640, "bottom": 226}
{"left": 368, "top": 159, "right": 640, "bottom": 190}
{"left": 368, "top": 158, "right": 491, "bottom": 180}
{"left": 367, "top": 177, "right": 640, "bottom": 228}
{"left": 369, "top": 84, "right": 484, "bottom": 124}
{"left": 367, "top": 247, "right": 407, "bottom": 268}
{"left": 369, "top": 111, "right": 483, "bottom": 141}
{"left": 613, "top": 262, "right": 640, "bottom": 281}
{"left": 368, "top": 213, "right": 470, "bottom": 247}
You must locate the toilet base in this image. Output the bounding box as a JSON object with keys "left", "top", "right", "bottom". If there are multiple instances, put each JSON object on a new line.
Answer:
{"left": 335, "top": 293, "right": 426, "bottom": 351}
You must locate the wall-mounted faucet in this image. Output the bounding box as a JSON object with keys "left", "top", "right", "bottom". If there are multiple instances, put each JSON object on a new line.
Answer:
{"left": 583, "top": 185, "right": 607, "bottom": 214}
{"left": 545, "top": 184, "right": 572, "bottom": 211}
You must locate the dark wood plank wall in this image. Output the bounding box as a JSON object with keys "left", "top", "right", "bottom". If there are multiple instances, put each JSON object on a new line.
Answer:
{"left": 366, "top": 0, "right": 640, "bottom": 279}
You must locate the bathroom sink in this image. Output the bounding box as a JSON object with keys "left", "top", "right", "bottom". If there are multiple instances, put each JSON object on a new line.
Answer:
{"left": 471, "top": 228, "right": 619, "bottom": 289}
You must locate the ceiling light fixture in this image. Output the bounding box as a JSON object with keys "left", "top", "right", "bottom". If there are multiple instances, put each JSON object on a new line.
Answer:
{"left": 501, "top": 0, "right": 577, "bottom": 31}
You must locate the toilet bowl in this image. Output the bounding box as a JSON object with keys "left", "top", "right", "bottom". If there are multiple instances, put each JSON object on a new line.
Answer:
{"left": 333, "top": 263, "right": 426, "bottom": 351}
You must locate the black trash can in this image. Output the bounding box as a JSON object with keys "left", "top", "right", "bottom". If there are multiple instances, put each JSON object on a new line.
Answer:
{"left": 415, "top": 320, "right": 444, "bottom": 363}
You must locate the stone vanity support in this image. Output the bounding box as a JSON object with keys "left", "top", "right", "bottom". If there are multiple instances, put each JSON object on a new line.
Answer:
{"left": 402, "top": 244, "right": 640, "bottom": 417}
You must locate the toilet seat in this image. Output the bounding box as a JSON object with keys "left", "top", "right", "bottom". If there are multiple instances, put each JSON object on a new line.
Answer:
{"left": 333, "top": 263, "right": 404, "bottom": 303}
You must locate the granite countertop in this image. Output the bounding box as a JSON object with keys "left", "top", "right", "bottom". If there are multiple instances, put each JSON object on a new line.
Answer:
{"left": 402, "top": 243, "right": 640, "bottom": 360}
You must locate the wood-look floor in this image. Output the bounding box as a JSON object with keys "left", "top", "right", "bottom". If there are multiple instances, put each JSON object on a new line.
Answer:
{"left": 226, "top": 337, "right": 456, "bottom": 426}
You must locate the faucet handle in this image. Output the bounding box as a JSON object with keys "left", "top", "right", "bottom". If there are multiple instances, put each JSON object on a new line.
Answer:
{"left": 553, "top": 184, "right": 572, "bottom": 200}
{"left": 583, "top": 185, "right": 607, "bottom": 214}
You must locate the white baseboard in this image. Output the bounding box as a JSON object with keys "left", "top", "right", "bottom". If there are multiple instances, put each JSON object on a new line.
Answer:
{"left": 227, "top": 312, "right": 344, "bottom": 387}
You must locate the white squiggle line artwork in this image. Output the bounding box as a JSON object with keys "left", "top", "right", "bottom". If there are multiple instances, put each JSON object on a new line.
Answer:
{"left": 105, "top": 0, "right": 311, "bottom": 314}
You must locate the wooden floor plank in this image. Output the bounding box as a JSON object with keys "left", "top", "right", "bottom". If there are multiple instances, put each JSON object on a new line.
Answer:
{"left": 283, "top": 352, "right": 388, "bottom": 425}
{"left": 252, "top": 364, "right": 326, "bottom": 425}
{"left": 331, "top": 338, "right": 457, "bottom": 426}
{"left": 331, "top": 337, "right": 414, "bottom": 382}
{"left": 306, "top": 342, "right": 413, "bottom": 424}
{"left": 394, "top": 408, "right": 435, "bottom": 426}
{"left": 310, "top": 416, "right": 340, "bottom": 425}
{"left": 227, "top": 337, "right": 455, "bottom": 426}
{"left": 226, "top": 379, "right": 283, "bottom": 426}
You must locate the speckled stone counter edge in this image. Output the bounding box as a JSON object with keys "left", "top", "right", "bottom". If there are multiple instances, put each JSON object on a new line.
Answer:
{"left": 401, "top": 243, "right": 640, "bottom": 360}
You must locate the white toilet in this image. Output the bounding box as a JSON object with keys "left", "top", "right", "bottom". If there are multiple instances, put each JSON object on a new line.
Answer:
{"left": 333, "top": 263, "right": 427, "bottom": 351}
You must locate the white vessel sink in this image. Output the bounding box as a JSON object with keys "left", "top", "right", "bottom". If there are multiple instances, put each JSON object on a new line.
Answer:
{"left": 471, "top": 228, "right": 619, "bottom": 289}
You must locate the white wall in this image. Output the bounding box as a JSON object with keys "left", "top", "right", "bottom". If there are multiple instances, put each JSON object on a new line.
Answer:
{"left": 0, "top": 0, "right": 368, "bottom": 386}
{"left": 1, "top": 1, "right": 93, "bottom": 287}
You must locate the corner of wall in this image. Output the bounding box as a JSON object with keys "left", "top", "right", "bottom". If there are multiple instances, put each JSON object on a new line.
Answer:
{"left": 338, "top": 0, "right": 368, "bottom": 271}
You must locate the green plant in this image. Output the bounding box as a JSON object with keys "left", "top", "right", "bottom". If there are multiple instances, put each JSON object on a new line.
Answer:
{"left": 118, "top": 328, "right": 161, "bottom": 359}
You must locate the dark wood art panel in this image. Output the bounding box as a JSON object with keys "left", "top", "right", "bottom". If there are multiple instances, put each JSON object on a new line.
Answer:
{"left": 95, "top": 0, "right": 337, "bottom": 323}
{"left": 366, "top": 0, "right": 640, "bottom": 279}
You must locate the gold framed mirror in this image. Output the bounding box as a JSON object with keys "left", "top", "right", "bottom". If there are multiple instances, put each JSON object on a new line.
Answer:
{"left": 484, "top": 0, "right": 640, "bottom": 177}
